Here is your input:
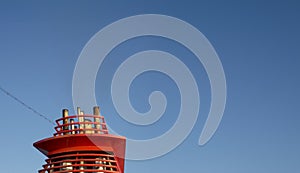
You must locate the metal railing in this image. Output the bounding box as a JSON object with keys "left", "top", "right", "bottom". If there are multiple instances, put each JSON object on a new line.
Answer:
{"left": 53, "top": 107, "right": 109, "bottom": 136}
{"left": 54, "top": 114, "right": 108, "bottom": 136}
{"left": 39, "top": 151, "right": 120, "bottom": 173}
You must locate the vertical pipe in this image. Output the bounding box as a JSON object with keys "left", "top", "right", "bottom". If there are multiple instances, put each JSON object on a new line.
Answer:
{"left": 77, "top": 107, "right": 84, "bottom": 134}
{"left": 80, "top": 111, "right": 85, "bottom": 133}
{"left": 93, "top": 106, "right": 100, "bottom": 133}
{"left": 77, "top": 107, "right": 81, "bottom": 115}
{"left": 62, "top": 109, "right": 69, "bottom": 135}
{"left": 70, "top": 119, "right": 75, "bottom": 134}
{"left": 93, "top": 106, "right": 100, "bottom": 115}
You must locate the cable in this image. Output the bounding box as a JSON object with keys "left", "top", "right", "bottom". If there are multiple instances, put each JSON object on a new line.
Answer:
{"left": 0, "top": 86, "right": 55, "bottom": 125}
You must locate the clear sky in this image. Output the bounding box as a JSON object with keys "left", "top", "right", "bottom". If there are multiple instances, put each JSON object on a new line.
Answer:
{"left": 0, "top": 0, "right": 299, "bottom": 172}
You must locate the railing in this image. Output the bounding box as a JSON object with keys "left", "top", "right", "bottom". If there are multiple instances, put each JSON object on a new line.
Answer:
{"left": 53, "top": 106, "right": 109, "bottom": 136}
{"left": 54, "top": 114, "right": 109, "bottom": 136}
{"left": 39, "top": 151, "right": 121, "bottom": 173}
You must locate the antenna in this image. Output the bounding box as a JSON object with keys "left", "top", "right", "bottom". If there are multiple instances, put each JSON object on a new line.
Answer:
{"left": 0, "top": 85, "right": 55, "bottom": 125}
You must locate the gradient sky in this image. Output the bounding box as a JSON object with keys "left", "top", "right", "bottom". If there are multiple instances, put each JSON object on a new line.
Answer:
{"left": 0, "top": 1, "right": 299, "bottom": 172}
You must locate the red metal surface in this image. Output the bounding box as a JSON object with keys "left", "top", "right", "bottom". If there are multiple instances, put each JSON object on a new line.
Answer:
{"left": 34, "top": 112, "right": 126, "bottom": 173}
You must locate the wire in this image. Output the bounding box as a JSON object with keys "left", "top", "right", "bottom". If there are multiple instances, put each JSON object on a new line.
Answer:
{"left": 0, "top": 86, "right": 55, "bottom": 125}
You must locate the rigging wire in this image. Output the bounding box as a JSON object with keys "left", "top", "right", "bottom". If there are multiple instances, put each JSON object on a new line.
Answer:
{"left": 0, "top": 86, "right": 55, "bottom": 125}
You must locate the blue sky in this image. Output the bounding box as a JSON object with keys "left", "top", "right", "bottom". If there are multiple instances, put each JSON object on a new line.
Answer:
{"left": 0, "top": 0, "right": 299, "bottom": 172}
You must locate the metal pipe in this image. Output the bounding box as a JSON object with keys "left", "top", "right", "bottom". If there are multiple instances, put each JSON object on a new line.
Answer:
{"left": 93, "top": 106, "right": 100, "bottom": 115}
{"left": 77, "top": 107, "right": 81, "bottom": 115}
{"left": 77, "top": 107, "right": 84, "bottom": 134}
{"left": 70, "top": 119, "right": 75, "bottom": 134}
{"left": 62, "top": 109, "right": 69, "bottom": 134}
{"left": 93, "top": 106, "right": 101, "bottom": 133}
